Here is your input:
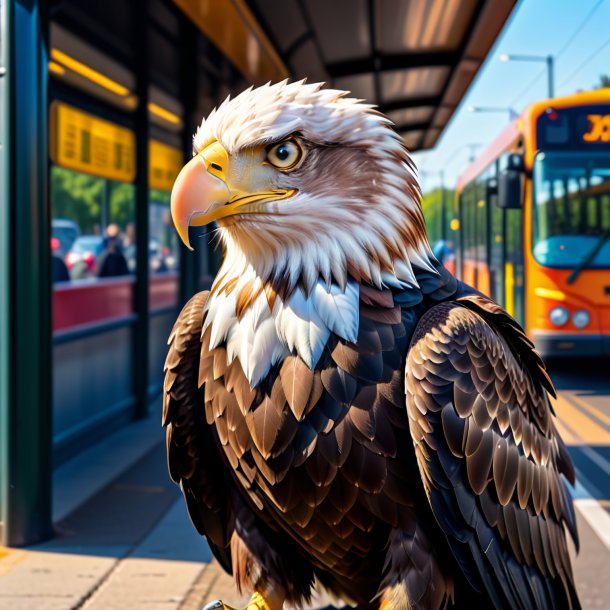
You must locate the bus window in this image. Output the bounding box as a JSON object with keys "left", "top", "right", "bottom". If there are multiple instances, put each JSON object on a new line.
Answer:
{"left": 505, "top": 207, "right": 525, "bottom": 326}
{"left": 490, "top": 198, "right": 504, "bottom": 306}
{"left": 533, "top": 151, "right": 610, "bottom": 269}
{"left": 462, "top": 184, "right": 477, "bottom": 286}
{"left": 475, "top": 179, "right": 489, "bottom": 294}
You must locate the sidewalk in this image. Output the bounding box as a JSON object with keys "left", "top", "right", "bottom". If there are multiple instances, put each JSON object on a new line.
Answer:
{"left": 0, "top": 411, "right": 608, "bottom": 609}
{"left": 0, "top": 413, "right": 338, "bottom": 610}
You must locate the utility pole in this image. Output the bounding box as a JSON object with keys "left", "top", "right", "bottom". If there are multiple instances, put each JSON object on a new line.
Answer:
{"left": 546, "top": 55, "right": 554, "bottom": 98}
{"left": 500, "top": 53, "right": 554, "bottom": 98}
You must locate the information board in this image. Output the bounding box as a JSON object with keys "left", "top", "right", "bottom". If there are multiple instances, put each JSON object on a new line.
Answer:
{"left": 50, "top": 102, "right": 136, "bottom": 182}
{"left": 149, "top": 140, "right": 183, "bottom": 192}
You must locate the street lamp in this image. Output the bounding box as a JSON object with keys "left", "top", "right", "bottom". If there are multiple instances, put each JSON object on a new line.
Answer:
{"left": 467, "top": 105, "right": 518, "bottom": 121}
{"left": 500, "top": 53, "right": 554, "bottom": 98}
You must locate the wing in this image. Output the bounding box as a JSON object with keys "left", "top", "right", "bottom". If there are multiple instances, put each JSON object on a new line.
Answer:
{"left": 405, "top": 296, "right": 580, "bottom": 610}
{"left": 163, "top": 291, "right": 235, "bottom": 572}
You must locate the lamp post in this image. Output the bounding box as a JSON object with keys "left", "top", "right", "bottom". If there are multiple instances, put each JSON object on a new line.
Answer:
{"left": 467, "top": 105, "right": 518, "bottom": 122}
{"left": 500, "top": 53, "right": 554, "bottom": 98}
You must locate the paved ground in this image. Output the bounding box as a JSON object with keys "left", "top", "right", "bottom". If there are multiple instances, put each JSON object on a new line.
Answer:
{"left": 0, "top": 359, "right": 609, "bottom": 609}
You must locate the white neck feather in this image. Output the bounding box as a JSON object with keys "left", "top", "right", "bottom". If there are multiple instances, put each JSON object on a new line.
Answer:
{"left": 204, "top": 260, "right": 361, "bottom": 387}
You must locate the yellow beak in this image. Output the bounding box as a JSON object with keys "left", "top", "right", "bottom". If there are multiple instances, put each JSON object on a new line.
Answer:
{"left": 170, "top": 141, "right": 297, "bottom": 250}
{"left": 170, "top": 142, "right": 231, "bottom": 250}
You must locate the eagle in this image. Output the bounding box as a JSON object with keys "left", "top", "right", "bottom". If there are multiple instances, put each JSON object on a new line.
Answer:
{"left": 163, "top": 81, "right": 580, "bottom": 610}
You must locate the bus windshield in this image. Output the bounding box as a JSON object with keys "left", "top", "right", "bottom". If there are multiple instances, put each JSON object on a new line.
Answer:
{"left": 533, "top": 151, "right": 610, "bottom": 269}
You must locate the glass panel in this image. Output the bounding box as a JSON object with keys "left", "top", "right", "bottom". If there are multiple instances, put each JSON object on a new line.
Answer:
{"left": 149, "top": 188, "right": 180, "bottom": 311}
{"left": 475, "top": 180, "right": 489, "bottom": 294}
{"left": 463, "top": 183, "right": 478, "bottom": 286}
{"left": 533, "top": 151, "right": 610, "bottom": 269}
{"left": 505, "top": 208, "right": 524, "bottom": 326}
{"left": 50, "top": 165, "right": 136, "bottom": 333}
{"left": 51, "top": 166, "right": 135, "bottom": 281}
{"left": 148, "top": 136, "right": 183, "bottom": 312}
{"left": 149, "top": 189, "right": 179, "bottom": 275}
{"left": 490, "top": 202, "right": 504, "bottom": 306}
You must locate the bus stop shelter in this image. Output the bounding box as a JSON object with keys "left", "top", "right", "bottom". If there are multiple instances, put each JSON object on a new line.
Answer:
{"left": 0, "top": 0, "right": 515, "bottom": 546}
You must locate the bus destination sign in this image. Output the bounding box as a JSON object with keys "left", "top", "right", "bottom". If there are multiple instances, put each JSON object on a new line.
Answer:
{"left": 583, "top": 114, "right": 610, "bottom": 143}
{"left": 537, "top": 104, "right": 610, "bottom": 149}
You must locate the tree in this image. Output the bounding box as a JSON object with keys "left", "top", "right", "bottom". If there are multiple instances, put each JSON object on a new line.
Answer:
{"left": 421, "top": 187, "right": 456, "bottom": 244}
{"left": 598, "top": 74, "right": 610, "bottom": 89}
{"left": 51, "top": 166, "right": 104, "bottom": 233}
{"left": 51, "top": 166, "right": 136, "bottom": 235}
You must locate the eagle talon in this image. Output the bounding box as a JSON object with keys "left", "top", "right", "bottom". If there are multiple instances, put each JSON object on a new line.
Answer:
{"left": 202, "top": 601, "right": 237, "bottom": 610}
{"left": 201, "top": 592, "right": 273, "bottom": 610}
{"left": 245, "top": 591, "right": 274, "bottom": 609}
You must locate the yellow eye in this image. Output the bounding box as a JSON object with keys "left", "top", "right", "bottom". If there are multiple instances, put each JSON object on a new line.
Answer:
{"left": 266, "top": 138, "right": 303, "bottom": 170}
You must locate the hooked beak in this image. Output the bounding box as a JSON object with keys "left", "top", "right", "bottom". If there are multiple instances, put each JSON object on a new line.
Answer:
{"left": 170, "top": 141, "right": 296, "bottom": 250}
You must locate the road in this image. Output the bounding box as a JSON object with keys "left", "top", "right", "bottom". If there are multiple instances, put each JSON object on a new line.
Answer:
{"left": 547, "top": 359, "right": 610, "bottom": 609}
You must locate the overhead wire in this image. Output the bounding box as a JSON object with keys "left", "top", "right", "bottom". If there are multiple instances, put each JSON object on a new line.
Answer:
{"left": 557, "top": 36, "right": 610, "bottom": 91}
{"left": 508, "top": 0, "right": 606, "bottom": 107}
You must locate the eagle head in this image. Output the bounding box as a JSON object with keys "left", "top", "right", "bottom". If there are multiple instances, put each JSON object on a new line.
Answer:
{"left": 171, "top": 80, "right": 435, "bottom": 295}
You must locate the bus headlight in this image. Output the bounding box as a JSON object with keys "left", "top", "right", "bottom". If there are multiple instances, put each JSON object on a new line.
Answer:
{"left": 549, "top": 306, "right": 569, "bottom": 327}
{"left": 572, "top": 310, "right": 590, "bottom": 329}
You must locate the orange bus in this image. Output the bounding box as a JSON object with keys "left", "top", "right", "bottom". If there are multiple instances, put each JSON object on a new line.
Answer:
{"left": 450, "top": 90, "right": 610, "bottom": 358}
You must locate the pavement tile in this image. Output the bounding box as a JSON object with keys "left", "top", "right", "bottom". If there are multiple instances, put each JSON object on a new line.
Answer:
{"left": 0, "top": 550, "right": 115, "bottom": 610}
{"left": 80, "top": 557, "right": 203, "bottom": 610}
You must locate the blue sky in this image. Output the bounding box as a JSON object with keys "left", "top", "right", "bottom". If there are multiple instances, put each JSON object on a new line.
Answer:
{"left": 413, "top": 0, "right": 610, "bottom": 193}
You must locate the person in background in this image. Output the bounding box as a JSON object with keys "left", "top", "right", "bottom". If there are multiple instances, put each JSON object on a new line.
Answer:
{"left": 51, "top": 237, "right": 70, "bottom": 283}
{"left": 122, "top": 221, "right": 136, "bottom": 272}
{"left": 96, "top": 224, "right": 129, "bottom": 277}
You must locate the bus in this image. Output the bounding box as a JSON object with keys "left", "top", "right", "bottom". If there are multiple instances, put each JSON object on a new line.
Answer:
{"left": 446, "top": 89, "right": 610, "bottom": 358}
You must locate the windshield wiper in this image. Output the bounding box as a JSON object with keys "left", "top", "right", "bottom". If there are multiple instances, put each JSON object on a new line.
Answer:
{"left": 567, "top": 228, "right": 610, "bottom": 284}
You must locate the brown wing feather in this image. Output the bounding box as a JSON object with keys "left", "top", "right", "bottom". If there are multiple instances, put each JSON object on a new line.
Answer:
{"left": 405, "top": 300, "right": 581, "bottom": 610}
{"left": 163, "top": 291, "right": 235, "bottom": 572}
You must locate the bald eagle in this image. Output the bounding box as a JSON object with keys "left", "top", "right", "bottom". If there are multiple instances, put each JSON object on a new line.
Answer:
{"left": 164, "top": 81, "right": 580, "bottom": 610}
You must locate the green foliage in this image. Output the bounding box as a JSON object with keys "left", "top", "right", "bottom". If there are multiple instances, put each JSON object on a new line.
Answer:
{"left": 51, "top": 166, "right": 135, "bottom": 234}
{"left": 421, "top": 187, "right": 455, "bottom": 243}
{"left": 150, "top": 189, "right": 171, "bottom": 205}
{"left": 51, "top": 166, "right": 104, "bottom": 233}
{"left": 598, "top": 74, "right": 610, "bottom": 88}
{"left": 109, "top": 182, "right": 135, "bottom": 228}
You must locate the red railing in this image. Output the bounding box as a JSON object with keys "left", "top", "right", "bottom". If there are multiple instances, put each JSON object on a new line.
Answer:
{"left": 53, "top": 273, "right": 179, "bottom": 332}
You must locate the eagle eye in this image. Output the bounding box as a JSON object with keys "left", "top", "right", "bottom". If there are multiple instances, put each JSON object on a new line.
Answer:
{"left": 266, "top": 138, "right": 303, "bottom": 171}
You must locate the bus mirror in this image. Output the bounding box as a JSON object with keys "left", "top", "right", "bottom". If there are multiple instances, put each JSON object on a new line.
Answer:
{"left": 497, "top": 169, "right": 523, "bottom": 209}
{"left": 486, "top": 177, "right": 498, "bottom": 197}
{"left": 506, "top": 153, "right": 525, "bottom": 172}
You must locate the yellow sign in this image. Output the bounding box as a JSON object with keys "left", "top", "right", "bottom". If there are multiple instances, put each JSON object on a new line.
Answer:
{"left": 50, "top": 102, "right": 135, "bottom": 182}
{"left": 583, "top": 114, "right": 610, "bottom": 142}
{"left": 149, "top": 140, "right": 183, "bottom": 192}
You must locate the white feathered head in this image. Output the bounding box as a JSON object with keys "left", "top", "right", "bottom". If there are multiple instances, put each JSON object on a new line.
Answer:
{"left": 171, "top": 80, "right": 436, "bottom": 298}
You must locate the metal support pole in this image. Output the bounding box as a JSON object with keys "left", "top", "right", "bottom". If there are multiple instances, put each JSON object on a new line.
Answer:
{"left": 133, "top": 0, "right": 150, "bottom": 418}
{"left": 178, "top": 17, "right": 198, "bottom": 305}
{"left": 547, "top": 55, "right": 554, "bottom": 98}
{"left": 0, "top": 0, "right": 53, "bottom": 546}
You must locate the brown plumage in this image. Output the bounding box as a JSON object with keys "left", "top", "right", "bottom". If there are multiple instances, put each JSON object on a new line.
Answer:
{"left": 164, "top": 286, "right": 580, "bottom": 609}
{"left": 164, "top": 81, "right": 580, "bottom": 610}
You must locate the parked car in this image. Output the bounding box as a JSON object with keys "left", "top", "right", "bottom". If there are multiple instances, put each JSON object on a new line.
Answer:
{"left": 66, "top": 235, "right": 105, "bottom": 278}
{"left": 124, "top": 239, "right": 176, "bottom": 273}
{"left": 52, "top": 219, "right": 81, "bottom": 256}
